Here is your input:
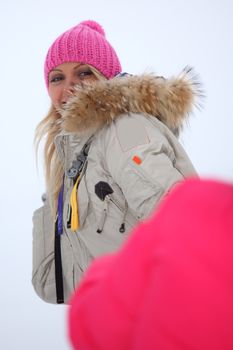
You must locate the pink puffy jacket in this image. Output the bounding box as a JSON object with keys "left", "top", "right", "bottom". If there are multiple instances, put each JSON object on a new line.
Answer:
{"left": 68, "top": 178, "right": 233, "bottom": 350}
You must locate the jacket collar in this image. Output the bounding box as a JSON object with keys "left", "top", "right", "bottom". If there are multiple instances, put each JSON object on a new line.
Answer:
{"left": 54, "top": 131, "right": 92, "bottom": 171}
{"left": 57, "top": 67, "right": 202, "bottom": 137}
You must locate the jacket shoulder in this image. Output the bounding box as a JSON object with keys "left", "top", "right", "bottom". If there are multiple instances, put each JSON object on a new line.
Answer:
{"left": 112, "top": 113, "right": 150, "bottom": 152}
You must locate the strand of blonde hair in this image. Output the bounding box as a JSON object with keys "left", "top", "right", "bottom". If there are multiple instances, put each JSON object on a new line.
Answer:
{"left": 35, "top": 65, "right": 106, "bottom": 216}
{"left": 35, "top": 106, "right": 63, "bottom": 216}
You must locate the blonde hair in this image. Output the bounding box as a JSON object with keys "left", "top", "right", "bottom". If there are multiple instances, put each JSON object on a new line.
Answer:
{"left": 35, "top": 65, "right": 106, "bottom": 215}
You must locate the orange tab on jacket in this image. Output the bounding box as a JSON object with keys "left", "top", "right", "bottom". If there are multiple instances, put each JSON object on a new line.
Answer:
{"left": 132, "top": 155, "right": 142, "bottom": 165}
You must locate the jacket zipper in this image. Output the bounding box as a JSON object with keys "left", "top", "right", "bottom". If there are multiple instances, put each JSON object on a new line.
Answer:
{"left": 97, "top": 194, "right": 128, "bottom": 234}
{"left": 109, "top": 195, "right": 124, "bottom": 213}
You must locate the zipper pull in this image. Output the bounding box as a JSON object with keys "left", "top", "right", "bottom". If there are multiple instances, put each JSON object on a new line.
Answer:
{"left": 95, "top": 182, "right": 113, "bottom": 234}
{"left": 119, "top": 199, "right": 128, "bottom": 233}
{"left": 70, "top": 176, "right": 81, "bottom": 231}
{"left": 119, "top": 223, "right": 125, "bottom": 233}
{"left": 97, "top": 196, "right": 109, "bottom": 234}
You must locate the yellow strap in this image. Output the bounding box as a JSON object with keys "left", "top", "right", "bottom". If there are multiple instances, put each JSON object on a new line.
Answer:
{"left": 70, "top": 176, "right": 81, "bottom": 231}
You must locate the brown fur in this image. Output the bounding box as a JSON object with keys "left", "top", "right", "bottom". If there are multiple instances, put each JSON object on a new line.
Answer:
{"left": 60, "top": 67, "right": 202, "bottom": 135}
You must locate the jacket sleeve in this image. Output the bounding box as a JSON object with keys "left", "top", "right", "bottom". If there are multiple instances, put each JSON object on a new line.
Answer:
{"left": 104, "top": 115, "right": 195, "bottom": 220}
{"left": 32, "top": 197, "right": 77, "bottom": 304}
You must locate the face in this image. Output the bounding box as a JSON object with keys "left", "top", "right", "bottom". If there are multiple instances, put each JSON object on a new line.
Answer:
{"left": 48, "top": 62, "right": 98, "bottom": 109}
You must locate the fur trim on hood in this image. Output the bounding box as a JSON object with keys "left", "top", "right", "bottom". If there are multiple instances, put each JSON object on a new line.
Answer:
{"left": 59, "top": 67, "right": 202, "bottom": 135}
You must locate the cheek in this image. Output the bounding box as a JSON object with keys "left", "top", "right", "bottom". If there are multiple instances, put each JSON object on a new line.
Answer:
{"left": 48, "top": 87, "right": 62, "bottom": 108}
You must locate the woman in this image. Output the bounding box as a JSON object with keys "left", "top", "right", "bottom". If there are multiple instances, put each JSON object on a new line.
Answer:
{"left": 32, "top": 20, "right": 199, "bottom": 304}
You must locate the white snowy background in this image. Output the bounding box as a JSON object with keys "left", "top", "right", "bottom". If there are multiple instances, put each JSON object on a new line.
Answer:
{"left": 0, "top": 0, "right": 232, "bottom": 349}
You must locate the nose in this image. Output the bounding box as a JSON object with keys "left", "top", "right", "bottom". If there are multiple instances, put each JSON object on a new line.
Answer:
{"left": 65, "top": 79, "right": 76, "bottom": 94}
{"left": 62, "top": 80, "right": 76, "bottom": 103}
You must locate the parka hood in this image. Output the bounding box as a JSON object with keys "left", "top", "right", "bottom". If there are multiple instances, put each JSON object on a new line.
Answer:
{"left": 59, "top": 67, "right": 202, "bottom": 136}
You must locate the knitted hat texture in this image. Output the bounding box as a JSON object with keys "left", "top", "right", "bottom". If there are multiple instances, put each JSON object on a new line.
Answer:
{"left": 44, "top": 20, "right": 122, "bottom": 88}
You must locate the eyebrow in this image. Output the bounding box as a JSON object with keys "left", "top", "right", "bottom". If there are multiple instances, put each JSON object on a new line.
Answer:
{"left": 50, "top": 69, "right": 63, "bottom": 73}
{"left": 50, "top": 63, "right": 83, "bottom": 74}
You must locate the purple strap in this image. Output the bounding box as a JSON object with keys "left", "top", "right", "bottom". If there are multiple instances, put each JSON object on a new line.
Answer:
{"left": 57, "top": 182, "right": 64, "bottom": 235}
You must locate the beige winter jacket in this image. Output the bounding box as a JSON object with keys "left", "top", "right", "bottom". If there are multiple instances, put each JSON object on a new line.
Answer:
{"left": 32, "top": 69, "right": 199, "bottom": 304}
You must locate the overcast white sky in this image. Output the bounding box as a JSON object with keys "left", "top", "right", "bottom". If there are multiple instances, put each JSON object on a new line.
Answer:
{"left": 0, "top": 0, "right": 233, "bottom": 349}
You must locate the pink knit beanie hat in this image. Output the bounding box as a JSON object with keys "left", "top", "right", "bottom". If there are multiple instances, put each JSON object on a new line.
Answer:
{"left": 44, "top": 20, "right": 122, "bottom": 88}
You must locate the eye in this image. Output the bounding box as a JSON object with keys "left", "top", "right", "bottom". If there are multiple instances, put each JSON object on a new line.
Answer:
{"left": 49, "top": 75, "right": 64, "bottom": 84}
{"left": 78, "top": 69, "right": 93, "bottom": 79}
